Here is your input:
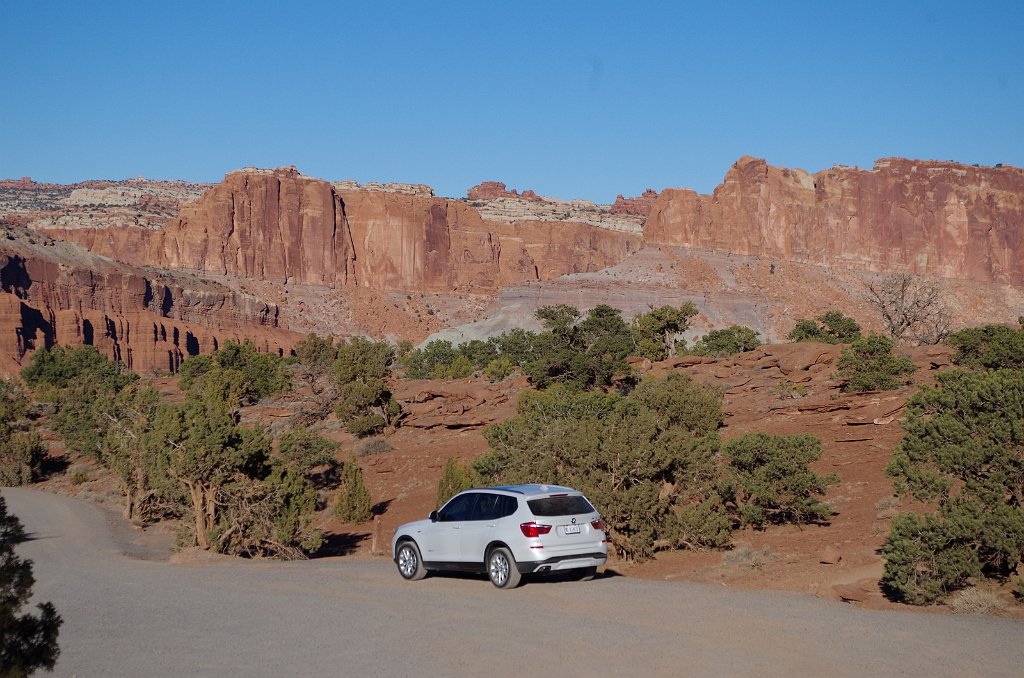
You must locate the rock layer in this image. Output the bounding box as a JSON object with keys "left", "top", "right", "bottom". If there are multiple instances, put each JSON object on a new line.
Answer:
{"left": 0, "top": 228, "right": 298, "bottom": 376}
{"left": 39, "top": 167, "right": 642, "bottom": 293}
{"left": 645, "top": 156, "right": 1024, "bottom": 287}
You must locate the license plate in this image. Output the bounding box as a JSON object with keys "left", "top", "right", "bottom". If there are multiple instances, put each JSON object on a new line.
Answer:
{"left": 564, "top": 525, "right": 581, "bottom": 535}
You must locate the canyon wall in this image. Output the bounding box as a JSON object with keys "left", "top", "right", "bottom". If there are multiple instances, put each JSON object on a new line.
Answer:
{"left": 39, "top": 167, "right": 642, "bottom": 293}
{"left": 645, "top": 156, "right": 1024, "bottom": 287}
{"left": 0, "top": 230, "right": 298, "bottom": 376}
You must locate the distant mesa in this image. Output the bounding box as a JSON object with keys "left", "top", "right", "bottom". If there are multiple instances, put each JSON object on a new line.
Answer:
{"left": 611, "top": 188, "right": 659, "bottom": 217}
{"left": 467, "top": 181, "right": 543, "bottom": 202}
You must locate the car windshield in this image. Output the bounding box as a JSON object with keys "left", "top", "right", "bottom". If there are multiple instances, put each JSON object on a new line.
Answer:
{"left": 528, "top": 495, "right": 595, "bottom": 517}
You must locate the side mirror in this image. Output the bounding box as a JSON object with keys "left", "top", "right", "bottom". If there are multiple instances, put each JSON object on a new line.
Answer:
{"left": 429, "top": 510, "right": 438, "bottom": 522}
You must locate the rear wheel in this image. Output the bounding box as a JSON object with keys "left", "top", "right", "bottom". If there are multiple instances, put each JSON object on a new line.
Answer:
{"left": 487, "top": 547, "right": 522, "bottom": 589}
{"left": 576, "top": 566, "right": 598, "bottom": 582}
{"left": 396, "top": 541, "right": 426, "bottom": 581}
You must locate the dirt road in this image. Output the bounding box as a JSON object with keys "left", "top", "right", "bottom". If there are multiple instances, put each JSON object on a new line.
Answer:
{"left": 4, "top": 487, "right": 1021, "bottom": 677}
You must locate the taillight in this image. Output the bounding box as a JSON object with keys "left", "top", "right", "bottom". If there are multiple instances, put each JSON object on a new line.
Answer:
{"left": 520, "top": 521, "right": 553, "bottom": 538}
{"left": 591, "top": 518, "right": 606, "bottom": 531}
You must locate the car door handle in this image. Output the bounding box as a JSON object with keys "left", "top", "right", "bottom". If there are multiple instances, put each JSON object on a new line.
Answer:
{"left": 487, "top": 524, "right": 497, "bottom": 528}
{"left": 452, "top": 526, "right": 460, "bottom": 530}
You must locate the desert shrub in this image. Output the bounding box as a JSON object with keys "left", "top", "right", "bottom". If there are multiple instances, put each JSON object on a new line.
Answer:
{"left": 0, "top": 496, "right": 62, "bottom": 675}
{"left": 718, "top": 433, "right": 838, "bottom": 528}
{"left": 945, "top": 321, "right": 1024, "bottom": 370}
{"left": 946, "top": 587, "right": 1005, "bottom": 615}
{"left": 866, "top": 273, "right": 951, "bottom": 344}
{"left": 431, "top": 354, "right": 475, "bottom": 380}
{"left": 691, "top": 325, "right": 762, "bottom": 357}
{"left": 276, "top": 426, "right": 338, "bottom": 475}
{"left": 293, "top": 333, "right": 337, "bottom": 375}
{"left": 331, "top": 338, "right": 401, "bottom": 436}
{"left": 356, "top": 438, "right": 394, "bottom": 456}
{"left": 787, "top": 310, "right": 862, "bottom": 344}
{"left": 179, "top": 340, "right": 290, "bottom": 405}
{"left": 68, "top": 465, "right": 90, "bottom": 485}
{"left": 0, "top": 379, "right": 46, "bottom": 487}
{"left": 21, "top": 344, "right": 136, "bottom": 392}
{"left": 489, "top": 328, "right": 538, "bottom": 366}
{"left": 834, "top": 334, "right": 916, "bottom": 392}
{"left": 524, "top": 304, "right": 634, "bottom": 389}
{"left": 630, "top": 303, "right": 699, "bottom": 360}
{"left": 436, "top": 456, "right": 476, "bottom": 508}
{"left": 883, "top": 368, "right": 1024, "bottom": 604}
{"left": 334, "top": 456, "right": 372, "bottom": 523}
{"left": 401, "top": 340, "right": 459, "bottom": 379}
{"left": 484, "top": 357, "right": 514, "bottom": 382}
{"left": 458, "top": 339, "right": 499, "bottom": 369}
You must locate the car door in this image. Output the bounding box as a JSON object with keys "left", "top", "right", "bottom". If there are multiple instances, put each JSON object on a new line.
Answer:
{"left": 423, "top": 492, "right": 479, "bottom": 563}
{"left": 459, "top": 493, "right": 517, "bottom": 565}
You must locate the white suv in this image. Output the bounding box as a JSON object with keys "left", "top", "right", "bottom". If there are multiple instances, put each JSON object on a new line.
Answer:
{"left": 391, "top": 484, "right": 608, "bottom": 589}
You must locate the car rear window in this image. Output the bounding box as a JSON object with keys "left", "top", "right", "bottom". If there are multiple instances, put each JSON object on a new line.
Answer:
{"left": 527, "top": 495, "right": 595, "bottom": 517}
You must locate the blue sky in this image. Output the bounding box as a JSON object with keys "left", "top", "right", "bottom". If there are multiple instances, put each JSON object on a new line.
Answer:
{"left": 1, "top": 1, "right": 1021, "bottom": 202}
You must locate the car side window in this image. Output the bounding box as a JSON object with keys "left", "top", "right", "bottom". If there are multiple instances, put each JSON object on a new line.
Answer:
{"left": 472, "top": 494, "right": 518, "bottom": 521}
{"left": 438, "top": 493, "right": 477, "bottom": 522}
{"left": 473, "top": 493, "right": 500, "bottom": 521}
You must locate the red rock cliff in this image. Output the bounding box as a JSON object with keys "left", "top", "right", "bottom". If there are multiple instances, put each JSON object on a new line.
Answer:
{"left": 0, "top": 229, "right": 299, "bottom": 376}
{"left": 644, "top": 157, "right": 1024, "bottom": 287}
{"left": 41, "top": 168, "right": 641, "bottom": 293}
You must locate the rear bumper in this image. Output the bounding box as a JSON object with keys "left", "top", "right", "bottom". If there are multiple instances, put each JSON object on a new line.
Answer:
{"left": 516, "top": 552, "right": 607, "bottom": 574}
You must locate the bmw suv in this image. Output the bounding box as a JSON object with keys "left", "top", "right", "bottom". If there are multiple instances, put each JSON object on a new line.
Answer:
{"left": 391, "top": 484, "right": 608, "bottom": 589}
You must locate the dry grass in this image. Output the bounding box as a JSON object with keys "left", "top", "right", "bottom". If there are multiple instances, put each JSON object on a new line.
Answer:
{"left": 722, "top": 545, "right": 778, "bottom": 571}
{"left": 874, "top": 495, "right": 901, "bottom": 519}
{"left": 947, "top": 587, "right": 1006, "bottom": 615}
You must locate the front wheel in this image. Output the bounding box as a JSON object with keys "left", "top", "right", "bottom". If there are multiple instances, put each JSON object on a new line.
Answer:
{"left": 396, "top": 541, "right": 427, "bottom": 581}
{"left": 576, "top": 566, "right": 598, "bottom": 582}
{"left": 487, "top": 547, "right": 522, "bottom": 589}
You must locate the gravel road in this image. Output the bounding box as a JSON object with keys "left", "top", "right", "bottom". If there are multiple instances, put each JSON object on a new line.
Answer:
{"left": 4, "top": 487, "right": 1022, "bottom": 678}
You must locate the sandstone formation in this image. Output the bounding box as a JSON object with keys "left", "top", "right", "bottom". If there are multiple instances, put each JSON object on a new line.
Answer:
{"left": 38, "top": 167, "right": 642, "bottom": 293}
{"left": 467, "top": 181, "right": 542, "bottom": 202}
{"left": 0, "top": 227, "right": 299, "bottom": 376}
{"left": 645, "top": 156, "right": 1024, "bottom": 287}
{"left": 611, "top": 188, "right": 658, "bottom": 217}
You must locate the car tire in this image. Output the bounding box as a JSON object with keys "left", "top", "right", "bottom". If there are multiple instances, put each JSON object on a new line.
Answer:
{"left": 396, "top": 541, "right": 427, "bottom": 581}
{"left": 576, "top": 566, "right": 598, "bottom": 582}
{"left": 487, "top": 546, "right": 522, "bottom": 589}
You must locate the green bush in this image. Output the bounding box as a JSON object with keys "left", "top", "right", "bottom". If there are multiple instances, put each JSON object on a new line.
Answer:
{"left": 0, "top": 379, "right": 46, "bottom": 487}
{"left": 276, "top": 426, "right": 338, "bottom": 475}
{"left": 883, "top": 368, "right": 1024, "bottom": 603}
{"left": 21, "top": 345, "right": 137, "bottom": 392}
{"left": 484, "top": 357, "right": 514, "bottom": 382}
{"left": 834, "top": 334, "right": 916, "bottom": 392}
{"left": 436, "top": 456, "right": 476, "bottom": 508}
{"left": 945, "top": 321, "right": 1024, "bottom": 370}
{"left": 718, "top": 433, "right": 838, "bottom": 528}
{"left": 630, "top": 303, "right": 698, "bottom": 360}
{"left": 691, "top": 326, "right": 762, "bottom": 357}
{"left": 334, "top": 456, "right": 372, "bottom": 523}
{"left": 787, "top": 310, "right": 862, "bottom": 344}
{"left": 179, "top": 340, "right": 290, "bottom": 405}
{"left": 331, "top": 338, "right": 401, "bottom": 436}
{"left": 475, "top": 374, "right": 834, "bottom": 561}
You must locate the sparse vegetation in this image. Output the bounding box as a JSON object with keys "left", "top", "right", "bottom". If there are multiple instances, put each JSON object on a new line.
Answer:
{"left": 945, "top": 319, "right": 1024, "bottom": 370}
{"left": 435, "top": 456, "right": 476, "bottom": 508}
{"left": 866, "top": 273, "right": 951, "bottom": 344}
{"left": 883, "top": 368, "right": 1024, "bottom": 604}
{"left": 331, "top": 338, "right": 401, "bottom": 437}
{"left": 333, "top": 455, "right": 372, "bottom": 523}
{"left": 787, "top": 310, "right": 862, "bottom": 344}
{"left": 0, "top": 380, "right": 46, "bottom": 487}
{"left": 690, "top": 325, "right": 761, "bottom": 357}
{"left": 834, "top": 334, "right": 916, "bottom": 392}
{"left": 630, "top": 303, "right": 699, "bottom": 360}
{"left": 475, "top": 374, "right": 836, "bottom": 561}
